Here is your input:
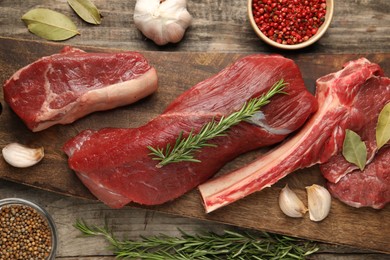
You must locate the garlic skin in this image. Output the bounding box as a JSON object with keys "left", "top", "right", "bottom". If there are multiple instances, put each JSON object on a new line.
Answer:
{"left": 279, "top": 184, "right": 308, "bottom": 218}
{"left": 306, "top": 184, "right": 332, "bottom": 222}
{"left": 2, "top": 143, "right": 44, "bottom": 168}
{"left": 134, "top": 0, "right": 193, "bottom": 46}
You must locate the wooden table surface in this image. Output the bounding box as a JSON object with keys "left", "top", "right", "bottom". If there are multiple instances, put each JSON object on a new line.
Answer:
{"left": 0, "top": 0, "right": 389, "bottom": 259}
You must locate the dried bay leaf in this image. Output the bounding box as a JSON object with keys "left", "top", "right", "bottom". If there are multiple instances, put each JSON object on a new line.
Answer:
{"left": 342, "top": 129, "right": 367, "bottom": 171}
{"left": 376, "top": 102, "right": 390, "bottom": 150}
{"left": 22, "top": 8, "right": 80, "bottom": 41}
{"left": 68, "top": 0, "right": 102, "bottom": 25}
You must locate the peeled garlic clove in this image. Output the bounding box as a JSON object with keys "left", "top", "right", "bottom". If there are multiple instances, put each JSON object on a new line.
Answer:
{"left": 2, "top": 143, "right": 44, "bottom": 168}
{"left": 306, "top": 184, "right": 331, "bottom": 222}
{"left": 279, "top": 184, "right": 308, "bottom": 218}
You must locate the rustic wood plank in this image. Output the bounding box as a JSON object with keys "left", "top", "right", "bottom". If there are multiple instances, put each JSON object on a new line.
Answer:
{"left": 0, "top": 37, "right": 389, "bottom": 255}
{"left": 1, "top": 180, "right": 387, "bottom": 259}
{"left": 1, "top": 0, "right": 389, "bottom": 258}
{"left": 0, "top": 0, "right": 388, "bottom": 53}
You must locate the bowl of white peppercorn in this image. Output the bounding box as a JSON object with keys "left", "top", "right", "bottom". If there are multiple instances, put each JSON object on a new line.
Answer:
{"left": 0, "top": 198, "right": 57, "bottom": 259}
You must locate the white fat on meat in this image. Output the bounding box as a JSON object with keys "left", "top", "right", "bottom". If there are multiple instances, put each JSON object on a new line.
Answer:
{"left": 34, "top": 68, "right": 158, "bottom": 132}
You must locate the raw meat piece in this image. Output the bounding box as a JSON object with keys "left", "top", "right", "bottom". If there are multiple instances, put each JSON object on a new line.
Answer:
{"left": 327, "top": 146, "right": 390, "bottom": 209}
{"left": 320, "top": 75, "right": 390, "bottom": 209}
{"left": 3, "top": 47, "right": 158, "bottom": 132}
{"left": 64, "top": 54, "right": 317, "bottom": 208}
{"left": 199, "top": 58, "right": 387, "bottom": 213}
{"left": 320, "top": 76, "right": 390, "bottom": 183}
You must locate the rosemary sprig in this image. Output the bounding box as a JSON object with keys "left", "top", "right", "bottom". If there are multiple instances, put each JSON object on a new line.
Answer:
{"left": 148, "top": 79, "right": 288, "bottom": 167}
{"left": 74, "top": 219, "right": 319, "bottom": 259}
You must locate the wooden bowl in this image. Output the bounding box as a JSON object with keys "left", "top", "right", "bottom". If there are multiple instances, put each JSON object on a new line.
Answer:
{"left": 248, "top": 0, "right": 334, "bottom": 50}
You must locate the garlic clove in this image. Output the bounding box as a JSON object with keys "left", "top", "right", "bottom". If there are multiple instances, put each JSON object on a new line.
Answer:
{"left": 306, "top": 184, "right": 332, "bottom": 222}
{"left": 2, "top": 143, "right": 44, "bottom": 168}
{"left": 279, "top": 184, "right": 308, "bottom": 218}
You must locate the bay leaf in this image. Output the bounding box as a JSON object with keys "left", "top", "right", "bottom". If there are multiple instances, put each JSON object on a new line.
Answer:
{"left": 342, "top": 129, "right": 367, "bottom": 171}
{"left": 22, "top": 8, "right": 79, "bottom": 41}
{"left": 376, "top": 102, "right": 390, "bottom": 150}
{"left": 68, "top": 0, "right": 102, "bottom": 25}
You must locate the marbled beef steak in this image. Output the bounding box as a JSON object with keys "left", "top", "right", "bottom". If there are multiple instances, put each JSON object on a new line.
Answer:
{"left": 320, "top": 66, "right": 390, "bottom": 209}
{"left": 3, "top": 46, "right": 158, "bottom": 131}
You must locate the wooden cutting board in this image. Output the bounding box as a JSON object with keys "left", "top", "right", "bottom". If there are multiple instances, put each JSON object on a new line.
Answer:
{"left": 0, "top": 37, "right": 389, "bottom": 253}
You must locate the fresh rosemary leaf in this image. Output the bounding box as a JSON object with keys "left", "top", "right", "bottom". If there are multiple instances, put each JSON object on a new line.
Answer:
{"left": 74, "top": 219, "right": 319, "bottom": 259}
{"left": 148, "top": 79, "right": 287, "bottom": 167}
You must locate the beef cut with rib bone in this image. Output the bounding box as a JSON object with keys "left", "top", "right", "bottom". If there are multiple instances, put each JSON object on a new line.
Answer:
{"left": 199, "top": 58, "right": 390, "bottom": 213}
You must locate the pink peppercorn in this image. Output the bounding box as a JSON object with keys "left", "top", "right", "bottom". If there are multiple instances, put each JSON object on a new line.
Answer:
{"left": 252, "top": 0, "right": 327, "bottom": 45}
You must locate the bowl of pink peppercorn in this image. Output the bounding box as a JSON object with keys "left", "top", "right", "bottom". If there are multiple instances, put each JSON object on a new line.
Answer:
{"left": 248, "top": 0, "right": 334, "bottom": 50}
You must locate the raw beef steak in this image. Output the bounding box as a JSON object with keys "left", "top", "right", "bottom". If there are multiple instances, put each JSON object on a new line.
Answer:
{"left": 199, "top": 58, "right": 389, "bottom": 212}
{"left": 320, "top": 71, "right": 390, "bottom": 184}
{"left": 64, "top": 54, "right": 317, "bottom": 208}
{"left": 327, "top": 146, "right": 390, "bottom": 209}
{"left": 320, "top": 71, "right": 390, "bottom": 209}
{"left": 3, "top": 47, "right": 158, "bottom": 131}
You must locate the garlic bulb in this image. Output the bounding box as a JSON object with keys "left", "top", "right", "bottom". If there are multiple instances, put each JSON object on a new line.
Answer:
{"left": 2, "top": 143, "right": 44, "bottom": 168}
{"left": 279, "top": 184, "right": 308, "bottom": 218}
{"left": 306, "top": 184, "right": 332, "bottom": 222}
{"left": 133, "top": 0, "right": 193, "bottom": 45}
